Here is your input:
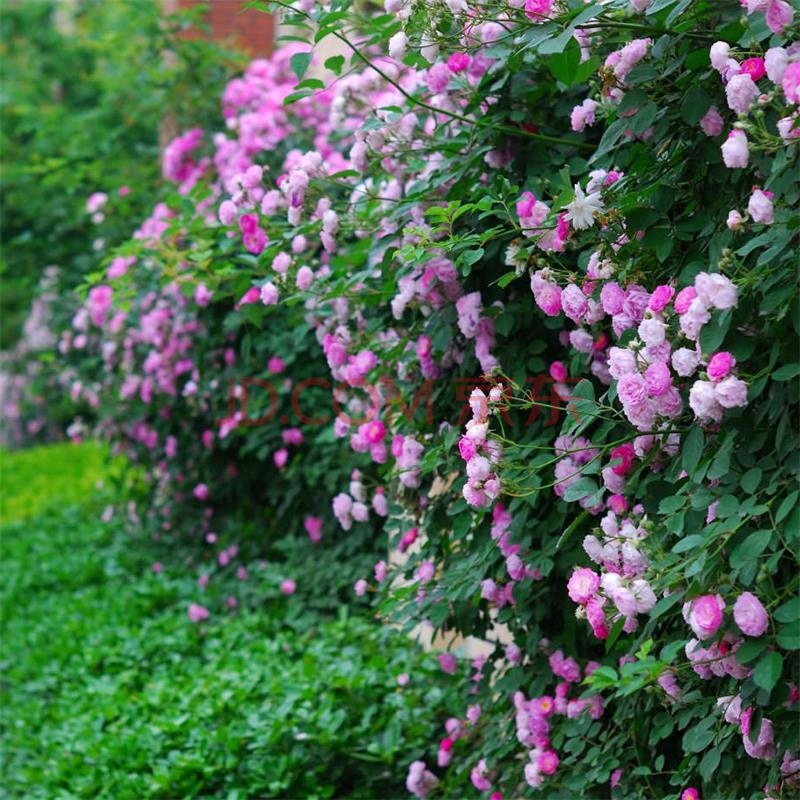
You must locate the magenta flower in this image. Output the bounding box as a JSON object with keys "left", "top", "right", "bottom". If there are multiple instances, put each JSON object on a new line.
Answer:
{"left": 470, "top": 759, "right": 492, "bottom": 791}
{"left": 304, "top": 515, "right": 323, "bottom": 542}
{"left": 439, "top": 652, "right": 457, "bottom": 674}
{"left": 537, "top": 750, "right": 559, "bottom": 775}
{"left": 740, "top": 56, "right": 766, "bottom": 81}
{"left": 609, "top": 443, "right": 635, "bottom": 476}
{"left": 447, "top": 52, "right": 471, "bottom": 73}
{"left": 707, "top": 351, "right": 735, "bottom": 381}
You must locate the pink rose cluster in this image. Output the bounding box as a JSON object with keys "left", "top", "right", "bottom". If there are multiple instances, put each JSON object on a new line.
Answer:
{"left": 331, "top": 469, "right": 388, "bottom": 530}
{"left": 480, "top": 504, "right": 541, "bottom": 609}
{"left": 513, "top": 652, "right": 604, "bottom": 789}
{"left": 406, "top": 761, "right": 438, "bottom": 798}
{"left": 716, "top": 694, "right": 792, "bottom": 764}
{"left": 162, "top": 128, "right": 208, "bottom": 193}
{"left": 710, "top": 38, "right": 799, "bottom": 169}
{"left": 458, "top": 388, "right": 502, "bottom": 508}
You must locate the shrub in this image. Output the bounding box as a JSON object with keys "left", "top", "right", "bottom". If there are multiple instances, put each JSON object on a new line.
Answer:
{"left": 0, "top": 0, "right": 242, "bottom": 349}
{"left": 23, "top": 0, "right": 800, "bottom": 797}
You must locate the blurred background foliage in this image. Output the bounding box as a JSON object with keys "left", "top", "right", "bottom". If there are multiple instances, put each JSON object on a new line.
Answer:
{"left": 0, "top": 0, "right": 244, "bottom": 349}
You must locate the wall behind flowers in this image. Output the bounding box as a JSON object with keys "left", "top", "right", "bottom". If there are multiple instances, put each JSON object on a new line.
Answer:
{"left": 12, "top": 0, "right": 800, "bottom": 798}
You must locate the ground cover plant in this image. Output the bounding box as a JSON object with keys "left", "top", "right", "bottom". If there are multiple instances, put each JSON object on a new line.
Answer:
{"left": 4, "top": 0, "right": 800, "bottom": 797}
{"left": 0, "top": 443, "right": 458, "bottom": 799}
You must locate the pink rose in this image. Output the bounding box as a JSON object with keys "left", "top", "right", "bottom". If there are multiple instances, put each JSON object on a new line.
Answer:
{"left": 714, "top": 375, "right": 748, "bottom": 408}
{"left": 689, "top": 380, "right": 724, "bottom": 422}
{"left": 733, "top": 591, "right": 769, "bottom": 637}
{"left": 439, "top": 652, "right": 457, "bottom": 674}
{"left": 721, "top": 130, "right": 749, "bottom": 168}
{"left": 672, "top": 347, "right": 700, "bottom": 377}
{"left": 725, "top": 73, "right": 757, "bottom": 114}
{"left": 549, "top": 361, "right": 568, "bottom": 381}
{"left": 699, "top": 106, "right": 724, "bottom": 136}
{"left": 683, "top": 594, "right": 725, "bottom": 639}
{"left": 748, "top": 188, "right": 774, "bottom": 224}
{"left": 218, "top": 200, "right": 237, "bottom": 225}
{"left": 447, "top": 52, "right": 471, "bottom": 73}
{"left": 561, "top": 283, "right": 588, "bottom": 322}
{"left": 260, "top": 282, "right": 279, "bottom": 305}
{"left": 645, "top": 361, "right": 672, "bottom": 396}
{"left": 537, "top": 750, "right": 559, "bottom": 775}
{"left": 296, "top": 266, "right": 314, "bottom": 290}
{"left": 600, "top": 282, "right": 625, "bottom": 315}
{"left": 187, "top": 603, "right": 209, "bottom": 623}
{"left": 740, "top": 56, "right": 766, "bottom": 82}
{"left": 727, "top": 209, "right": 744, "bottom": 230}
{"left": 694, "top": 272, "right": 738, "bottom": 309}
{"left": 707, "top": 351, "right": 735, "bottom": 381}
{"left": 767, "top": 0, "right": 794, "bottom": 36}
{"left": 648, "top": 284, "right": 675, "bottom": 312}
{"left": 617, "top": 373, "right": 648, "bottom": 407}
{"left": 567, "top": 567, "right": 600, "bottom": 604}
{"left": 674, "top": 286, "right": 698, "bottom": 314}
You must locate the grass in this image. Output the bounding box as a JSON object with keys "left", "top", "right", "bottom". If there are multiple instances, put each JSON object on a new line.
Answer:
{"left": 0, "top": 444, "right": 453, "bottom": 799}
{"left": 0, "top": 440, "right": 109, "bottom": 524}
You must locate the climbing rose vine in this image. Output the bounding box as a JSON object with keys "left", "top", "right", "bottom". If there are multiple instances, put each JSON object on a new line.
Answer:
{"left": 29, "top": 0, "right": 800, "bottom": 797}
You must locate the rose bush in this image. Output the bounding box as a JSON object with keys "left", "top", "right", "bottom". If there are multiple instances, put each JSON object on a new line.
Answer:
{"left": 22, "top": 0, "right": 800, "bottom": 796}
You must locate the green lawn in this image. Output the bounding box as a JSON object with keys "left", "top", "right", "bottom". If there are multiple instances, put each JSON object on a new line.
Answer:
{"left": 0, "top": 444, "right": 451, "bottom": 799}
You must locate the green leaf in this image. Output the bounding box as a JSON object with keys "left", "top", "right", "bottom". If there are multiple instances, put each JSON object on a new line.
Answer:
{"left": 734, "top": 638, "right": 765, "bottom": 664}
{"left": 605, "top": 617, "right": 625, "bottom": 652}
{"left": 740, "top": 468, "right": 762, "bottom": 494}
{"left": 497, "top": 271, "right": 517, "bottom": 289}
{"left": 295, "top": 78, "right": 325, "bottom": 91}
{"left": 730, "top": 529, "right": 772, "bottom": 569}
{"left": 290, "top": 51, "right": 313, "bottom": 82}
{"left": 629, "top": 102, "right": 658, "bottom": 135}
{"left": 619, "top": 89, "right": 649, "bottom": 114}
{"left": 777, "top": 621, "right": 800, "bottom": 650}
{"left": 682, "top": 718, "right": 715, "bottom": 753}
{"left": 546, "top": 40, "right": 580, "bottom": 85}
{"left": 672, "top": 534, "right": 704, "bottom": 554}
{"left": 752, "top": 650, "right": 782, "bottom": 692}
{"left": 324, "top": 55, "right": 345, "bottom": 75}
{"left": 774, "top": 600, "right": 800, "bottom": 623}
{"left": 699, "top": 310, "right": 732, "bottom": 354}
{"left": 772, "top": 364, "right": 800, "bottom": 381}
{"left": 571, "top": 379, "right": 595, "bottom": 402}
{"left": 707, "top": 435, "right": 734, "bottom": 481}
{"left": 715, "top": 494, "right": 739, "bottom": 518}
{"left": 563, "top": 477, "right": 598, "bottom": 503}
{"left": 680, "top": 86, "right": 712, "bottom": 125}
{"left": 651, "top": 591, "right": 682, "bottom": 619}
{"left": 659, "top": 494, "right": 685, "bottom": 514}
{"left": 283, "top": 90, "right": 312, "bottom": 105}
{"left": 682, "top": 427, "right": 704, "bottom": 477}
{"left": 461, "top": 247, "right": 484, "bottom": 267}
{"left": 587, "top": 666, "right": 618, "bottom": 689}
{"left": 698, "top": 747, "right": 720, "bottom": 782}
{"left": 775, "top": 490, "right": 798, "bottom": 523}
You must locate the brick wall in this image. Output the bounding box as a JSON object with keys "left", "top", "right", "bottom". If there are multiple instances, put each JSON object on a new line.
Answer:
{"left": 164, "top": 0, "right": 274, "bottom": 56}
